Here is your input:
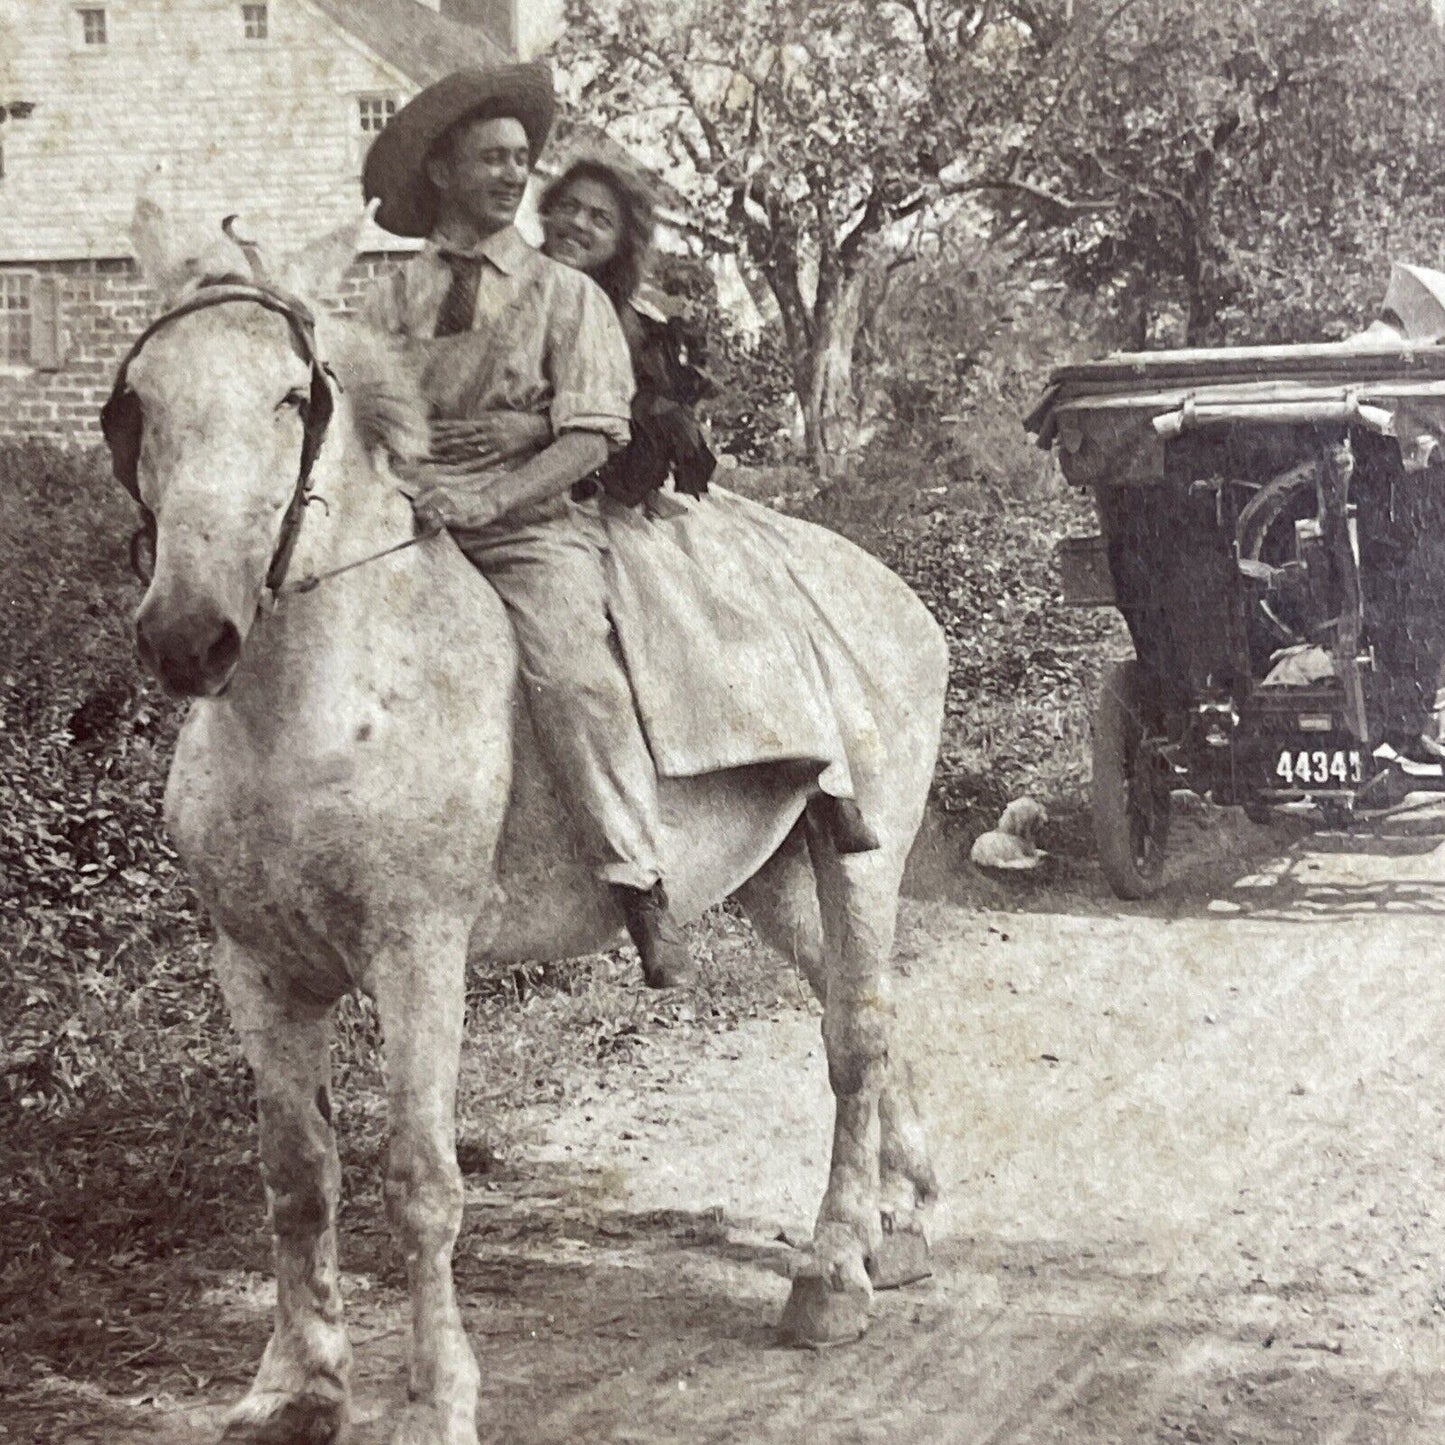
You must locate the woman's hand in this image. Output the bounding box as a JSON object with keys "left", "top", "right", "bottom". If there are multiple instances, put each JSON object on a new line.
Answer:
{"left": 641, "top": 489, "right": 690, "bottom": 521}
{"left": 430, "top": 412, "right": 550, "bottom": 468}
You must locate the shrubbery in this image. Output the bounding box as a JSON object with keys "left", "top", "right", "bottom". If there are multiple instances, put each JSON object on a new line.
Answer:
{"left": 0, "top": 419, "right": 1114, "bottom": 1116}
{"left": 0, "top": 441, "right": 220, "bottom": 1116}
{"left": 0, "top": 442, "right": 261, "bottom": 1382}
{"left": 799, "top": 474, "right": 1118, "bottom": 842}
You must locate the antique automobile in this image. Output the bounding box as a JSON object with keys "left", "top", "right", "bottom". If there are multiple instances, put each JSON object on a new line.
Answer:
{"left": 1028, "top": 265, "right": 1445, "bottom": 899}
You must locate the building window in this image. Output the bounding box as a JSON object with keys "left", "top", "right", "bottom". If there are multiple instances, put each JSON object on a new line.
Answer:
{"left": 0, "top": 274, "right": 63, "bottom": 370}
{"left": 242, "top": 3, "right": 267, "bottom": 39}
{"left": 357, "top": 95, "right": 397, "bottom": 135}
{"left": 77, "top": 7, "right": 107, "bottom": 45}
{"left": 1, "top": 275, "right": 32, "bottom": 366}
{"left": 353, "top": 95, "right": 397, "bottom": 172}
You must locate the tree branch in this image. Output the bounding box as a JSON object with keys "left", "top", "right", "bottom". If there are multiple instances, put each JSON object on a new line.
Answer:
{"left": 839, "top": 183, "right": 887, "bottom": 268}
{"left": 1018, "top": 0, "right": 1147, "bottom": 154}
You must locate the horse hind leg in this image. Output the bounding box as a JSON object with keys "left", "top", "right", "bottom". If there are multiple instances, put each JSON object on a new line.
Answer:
{"left": 733, "top": 819, "right": 936, "bottom": 1340}
{"left": 735, "top": 820, "right": 936, "bottom": 1286}
{"left": 213, "top": 933, "right": 352, "bottom": 1444}
{"left": 875, "top": 1057, "right": 937, "bottom": 1289}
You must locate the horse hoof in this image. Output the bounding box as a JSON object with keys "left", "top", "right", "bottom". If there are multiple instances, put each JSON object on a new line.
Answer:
{"left": 390, "top": 1401, "right": 480, "bottom": 1445}
{"left": 868, "top": 1218, "right": 933, "bottom": 1291}
{"left": 221, "top": 1390, "right": 349, "bottom": 1444}
{"left": 779, "top": 1272, "right": 871, "bottom": 1348}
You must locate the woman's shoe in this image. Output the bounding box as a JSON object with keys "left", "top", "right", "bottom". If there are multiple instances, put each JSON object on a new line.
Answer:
{"left": 812, "top": 795, "right": 882, "bottom": 854}
{"left": 614, "top": 882, "right": 696, "bottom": 988}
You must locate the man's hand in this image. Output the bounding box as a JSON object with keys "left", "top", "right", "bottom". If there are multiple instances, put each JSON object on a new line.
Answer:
{"left": 410, "top": 488, "right": 452, "bottom": 535}
{"left": 410, "top": 484, "right": 500, "bottom": 535}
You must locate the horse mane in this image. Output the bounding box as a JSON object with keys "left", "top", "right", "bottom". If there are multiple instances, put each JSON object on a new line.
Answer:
{"left": 323, "top": 318, "right": 432, "bottom": 465}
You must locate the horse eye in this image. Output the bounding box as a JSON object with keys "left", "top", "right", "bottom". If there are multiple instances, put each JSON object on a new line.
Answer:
{"left": 279, "top": 387, "right": 308, "bottom": 412}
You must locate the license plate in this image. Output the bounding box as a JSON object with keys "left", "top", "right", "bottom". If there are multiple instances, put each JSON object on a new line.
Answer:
{"left": 1273, "top": 747, "right": 1363, "bottom": 788}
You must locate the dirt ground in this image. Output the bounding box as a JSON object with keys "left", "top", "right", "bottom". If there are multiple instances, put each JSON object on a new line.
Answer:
{"left": 20, "top": 801, "right": 1445, "bottom": 1444}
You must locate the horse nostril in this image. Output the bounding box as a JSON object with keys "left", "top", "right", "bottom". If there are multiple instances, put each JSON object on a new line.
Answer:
{"left": 204, "top": 621, "right": 241, "bottom": 678}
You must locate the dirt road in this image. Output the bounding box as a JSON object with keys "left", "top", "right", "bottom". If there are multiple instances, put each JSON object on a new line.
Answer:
{"left": 47, "top": 805, "right": 1445, "bottom": 1443}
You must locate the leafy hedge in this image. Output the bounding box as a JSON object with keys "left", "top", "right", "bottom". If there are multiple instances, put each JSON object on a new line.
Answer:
{"left": 800, "top": 476, "right": 1118, "bottom": 839}
{"left": 0, "top": 441, "right": 222, "bottom": 1115}
{"left": 0, "top": 430, "right": 1122, "bottom": 1401}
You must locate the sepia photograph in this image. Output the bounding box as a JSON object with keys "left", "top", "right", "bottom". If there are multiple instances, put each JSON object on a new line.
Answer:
{"left": 6, "top": 0, "right": 1445, "bottom": 1440}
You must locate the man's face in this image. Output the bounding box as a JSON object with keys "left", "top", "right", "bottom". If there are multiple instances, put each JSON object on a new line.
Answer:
{"left": 428, "top": 115, "right": 531, "bottom": 236}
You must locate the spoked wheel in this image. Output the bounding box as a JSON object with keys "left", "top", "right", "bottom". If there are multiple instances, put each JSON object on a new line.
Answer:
{"left": 1092, "top": 658, "right": 1172, "bottom": 899}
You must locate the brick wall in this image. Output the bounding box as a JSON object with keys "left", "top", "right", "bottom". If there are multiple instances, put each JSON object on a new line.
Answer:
{"left": 0, "top": 253, "right": 411, "bottom": 446}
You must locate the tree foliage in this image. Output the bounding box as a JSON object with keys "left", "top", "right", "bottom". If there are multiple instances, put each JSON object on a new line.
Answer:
{"left": 561, "top": 0, "right": 1445, "bottom": 462}
{"left": 1008, "top": 0, "right": 1445, "bottom": 344}
{"left": 557, "top": 0, "right": 1077, "bottom": 473}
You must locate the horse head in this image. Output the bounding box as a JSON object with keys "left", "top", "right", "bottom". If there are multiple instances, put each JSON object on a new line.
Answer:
{"left": 112, "top": 197, "right": 371, "bottom": 697}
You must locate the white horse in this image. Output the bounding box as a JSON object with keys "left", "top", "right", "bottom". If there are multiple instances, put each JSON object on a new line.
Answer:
{"left": 116, "top": 205, "right": 948, "bottom": 1445}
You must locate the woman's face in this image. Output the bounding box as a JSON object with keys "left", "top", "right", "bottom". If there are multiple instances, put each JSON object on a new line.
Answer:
{"left": 544, "top": 176, "right": 624, "bottom": 275}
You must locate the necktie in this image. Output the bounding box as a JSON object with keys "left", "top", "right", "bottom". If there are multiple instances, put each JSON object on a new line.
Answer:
{"left": 434, "top": 253, "right": 482, "bottom": 338}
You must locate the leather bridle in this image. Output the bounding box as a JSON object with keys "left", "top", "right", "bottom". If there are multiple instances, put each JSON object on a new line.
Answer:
{"left": 100, "top": 278, "right": 336, "bottom": 597}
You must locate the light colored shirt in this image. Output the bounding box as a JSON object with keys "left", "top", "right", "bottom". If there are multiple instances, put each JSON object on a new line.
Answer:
{"left": 365, "top": 224, "right": 633, "bottom": 447}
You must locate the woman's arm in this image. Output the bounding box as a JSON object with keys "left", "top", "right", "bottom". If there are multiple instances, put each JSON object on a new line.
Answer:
{"left": 430, "top": 412, "right": 552, "bottom": 466}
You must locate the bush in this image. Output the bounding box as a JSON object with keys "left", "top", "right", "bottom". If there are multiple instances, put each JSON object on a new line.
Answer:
{"left": 0, "top": 425, "right": 1120, "bottom": 1388}
{"left": 0, "top": 392, "right": 1116, "bottom": 1115}
{"left": 795, "top": 475, "right": 1122, "bottom": 841}
{"left": 0, "top": 440, "right": 208, "bottom": 1115}
{"left": 853, "top": 238, "right": 1098, "bottom": 512}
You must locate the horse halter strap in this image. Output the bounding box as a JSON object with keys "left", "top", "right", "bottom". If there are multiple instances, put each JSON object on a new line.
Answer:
{"left": 100, "top": 279, "right": 336, "bottom": 596}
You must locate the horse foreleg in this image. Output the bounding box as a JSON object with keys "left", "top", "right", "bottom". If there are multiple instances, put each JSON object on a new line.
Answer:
{"left": 368, "top": 923, "right": 479, "bottom": 1445}
{"left": 735, "top": 823, "right": 936, "bottom": 1300}
{"left": 214, "top": 933, "right": 351, "bottom": 1444}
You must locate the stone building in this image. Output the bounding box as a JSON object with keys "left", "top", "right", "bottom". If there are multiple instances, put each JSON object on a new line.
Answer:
{"left": 0, "top": 0, "right": 538, "bottom": 442}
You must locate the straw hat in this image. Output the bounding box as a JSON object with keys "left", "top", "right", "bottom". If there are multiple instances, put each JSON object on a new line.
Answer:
{"left": 363, "top": 62, "right": 556, "bottom": 238}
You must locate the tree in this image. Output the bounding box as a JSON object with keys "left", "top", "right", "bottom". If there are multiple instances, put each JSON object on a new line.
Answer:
{"left": 1003, "top": 0, "right": 1445, "bottom": 346}
{"left": 854, "top": 227, "right": 1096, "bottom": 508}
{"left": 560, "top": 0, "right": 1445, "bottom": 477}
{"left": 557, "top": 0, "right": 1090, "bottom": 476}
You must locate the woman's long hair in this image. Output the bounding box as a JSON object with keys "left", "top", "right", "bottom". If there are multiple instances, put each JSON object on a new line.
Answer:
{"left": 538, "top": 158, "right": 656, "bottom": 309}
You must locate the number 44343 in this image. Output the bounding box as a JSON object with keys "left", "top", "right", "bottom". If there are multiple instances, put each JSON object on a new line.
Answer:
{"left": 1274, "top": 748, "right": 1364, "bottom": 786}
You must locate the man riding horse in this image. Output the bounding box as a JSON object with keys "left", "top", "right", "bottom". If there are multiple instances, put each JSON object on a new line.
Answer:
{"left": 361, "top": 63, "right": 696, "bottom": 989}
{"left": 363, "top": 62, "right": 884, "bottom": 996}
{"left": 107, "top": 85, "right": 948, "bottom": 1429}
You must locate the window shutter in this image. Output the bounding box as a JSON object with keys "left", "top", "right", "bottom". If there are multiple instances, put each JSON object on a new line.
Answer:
{"left": 30, "top": 275, "right": 63, "bottom": 370}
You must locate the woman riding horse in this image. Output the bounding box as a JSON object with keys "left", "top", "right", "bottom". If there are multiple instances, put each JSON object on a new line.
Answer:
{"left": 460, "top": 153, "right": 884, "bottom": 857}
{"left": 106, "top": 60, "right": 948, "bottom": 1445}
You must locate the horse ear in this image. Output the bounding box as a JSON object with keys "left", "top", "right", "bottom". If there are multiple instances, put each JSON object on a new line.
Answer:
{"left": 276, "top": 201, "right": 377, "bottom": 304}
{"left": 130, "top": 186, "right": 235, "bottom": 307}
{"left": 130, "top": 188, "right": 191, "bottom": 302}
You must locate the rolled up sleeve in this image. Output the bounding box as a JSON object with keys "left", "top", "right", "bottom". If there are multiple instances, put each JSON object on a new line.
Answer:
{"left": 547, "top": 272, "right": 634, "bottom": 449}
